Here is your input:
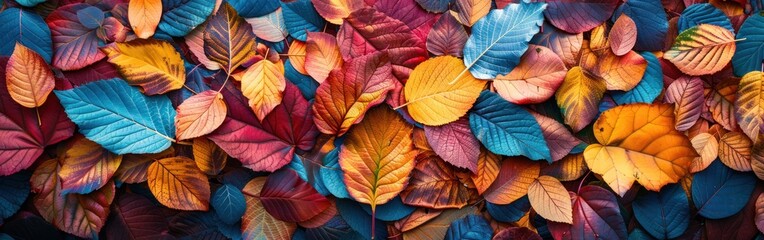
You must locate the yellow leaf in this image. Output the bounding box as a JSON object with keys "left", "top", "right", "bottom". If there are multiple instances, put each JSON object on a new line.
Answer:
{"left": 192, "top": 137, "right": 228, "bottom": 175}
{"left": 528, "top": 175, "right": 573, "bottom": 224}
{"left": 718, "top": 131, "right": 752, "bottom": 171}
{"left": 589, "top": 23, "right": 609, "bottom": 55}
{"left": 555, "top": 66, "right": 606, "bottom": 132}
{"left": 339, "top": 107, "right": 417, "bottom": 210}
{"left": 6, "top": 43, "right": 54, "bottom": 108}
{"left": 241, "top": 177, "right": 296, "bottom": 240}
{"left": 305, "top": 32, "right": 343, "bottom": 83}
{"left": 736, "top": 71, "right": 764, "bottom": 142}
{"left": 583, "top": 104, "right": 697, "bottom": 196}
{"left": 147, "top": 157, "right": 210, "bottom": 211}
{"left": 483, "top": 157, "right": 541, "bottom": 204}
{"left": 101, "top": 39, "right": 185, "bottom": 95}
{"left": 241, "top": 60, "right": 286, "bottom": 121}
{"left": 541, "top": 154, "right": 588, "bottom": 181}
{"left": 471, "top": 149, "right": 500, "bottom": 195}
{"left": 175, "top": 90, "right": 227, "bottom": 140}
{"left": 403, "top": 56, "right": 485, "bottom": 126}
{"left": 690, "top": 133, "right": 719, "bottom": 173}
{"left": 288, "top": 40, "right": 308, "bottom": 75}
{"left": 664, "top": 24, "right": 736, "bottom": 76}
{"left": 128, "top": 0, "right": 162, "bottom": 38}
{"left": 455, "top": 0, "right": 490, "bottom": 27}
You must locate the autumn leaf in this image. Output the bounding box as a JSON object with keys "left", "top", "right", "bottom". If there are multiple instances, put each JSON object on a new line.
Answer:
{"left": 584, "top": 103, "right": 697, "bottom": 196}
{"left": 175, "top": 90, "right": 227, "bottom": 140}
{"left": 736, "top": 71, "right": 764, "bottom": 142}
{"left": 305, "top": 32, "right": 342, "bottom": 83}
{"left": 240, "top": 60, "right": 286, "bottom": 121}
{"left": 204, "top": 2, "right": 256, "bottom": 73}
{"left": 528, "top": 175, "right": 572, "bottom": 224}
{"left": 609, "top": 14, "right": 638, "bottom": 56}
{"left": 192, "top": 137, "right": 227, "bottom": 175}
{"left": 494, "top": 45, "right": 567, "bottom": 105}
{"left": 403, "top": 56, "right": 485, "bottom": 126}
{"left": 454, "top": 0, "right": 490, "bottom": 27}
{"left": 690, "top": 133, "right": 719, "bottom": 173}
{"left": 260, "top": 169, "right": 330, "bottom": 222}
{"left": 424, "top": 117, "right": 481, "bottom": 172}
{"left": 665, "top": 76, "right": 704, "bottom": 131}
{"left": 556, "top": 66, "right": 606, "bottom": 132}
{"left": 128, "top": 0, "right": 162, "bottom": 39}
{"left": 483, "top": 157, "right": 540, "bottom": 205}
{"left": 718, "top": 132, "right": 752, "bottom": 171}
{"left": 6, "top": 43, "right": 54, "bottom": 108}
{"left": 427, "top": 13, "right": 468, "bottom": 57}
{"left": 58, "top": 135, "right": 122, "bottom": 195}
{"left": 472, "top": 149, "right": 500, "bottom": 195}
{"left": 400, "top": 153, "right": 478, "bottom": 209}
{"left": 101, "top": 39, "right": 185, "bottom": 95}
{"left": 664, "top": 24, "right": 736, "bottom": 76}
{"left": 147, "top": 157, "right": 210, "bottom": 211}
{"left": 339, "top": 106, "right": 417, "bottom": 210}
{"left": 241, "top": 177, "right": 296, "bottom": 240}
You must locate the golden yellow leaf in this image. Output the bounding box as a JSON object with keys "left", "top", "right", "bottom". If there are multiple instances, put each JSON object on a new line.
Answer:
{"left": 540, "top": 154, "right": 588, "bottom": 182}
{"left": 555, "top": 66, "right": 606, "bottom": 132}
{"left": 690, "top": 133, "right": 719, "bottom": 173}
{"left": 483, "top": 157, "right": 541, "bottom": 204}
{"left": 101, "top": 39, "right": 185, "bottom": 95}
{"left": 403, "top": 56, "right": 485, "bottom": 126}
{"left": 241, "top": 60, "right": 286, "bottom": 121}
{"left": 736, "top": 71, "right": 764, "bottom": 142}
{"left": 589, "top": 23, "right": 609, "bottom": 55}
{"left": 339, "top": 107, "right": 417, "bottom": 210}
{"left": 128, "top": 0, "right": 162, "bottom": 38}
{"left": 288, "top": 40, "right": 308, "bottom": 75}
{"left": 528, "top": 175, "right": 573, "bottom": 224}
{"left": 718, "top": 131, "right": 752, "bottom": 171}
{"left": 471, "top": 149, "right": 500, "bottom": 195}
{"left": 147, "top": 157, "right": 210, "bottom": 211}
{"left": 193, "top": 137, "right": 228, "bottom": 175}
{"left": 6, "top": 43, "right": 54, "bottom": 108}
{"left": 583, "top": 104, "right": 697, "bottom": 196}
{"left": 595, "top": 50, "right": 646, "bottom": 91}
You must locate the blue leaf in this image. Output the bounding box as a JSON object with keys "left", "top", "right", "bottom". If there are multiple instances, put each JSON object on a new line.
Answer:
{"left": 0, "top": 8, "right": 52, "bottom": 63}
{"left": 220, "top": 168, "right": 256, "bottom": 190}
{"left": 289, "top": 154, "right": 309, "bottom": 181}
{"left": 336, "top": 199, "right": 388, "bottom": 240}
{"left": 282, "top": 0, "right": 325, "bottom": 41}
{"left": 677, "top": 3, "right": 734, "bottom": 33}
{"left": 159, "top": 0, "right": 215, "bottom": 36}
{"left": 169, "top": 212, "right": 228, "bottom": 239}
{"left": 469, "top": 91, "right": 551, "bottom": 161}
{"left": 611, "top": 52, "right": 663, "bottom": 104}
{"left": 462, "top": 1, "right": 546, "bottom": 79}
{"left": 228, "top": 0, "right": 280, "bottom": 18}
{"left": 415, "top": 0, "right": 453, "bottom": 12}
{"left": 76, "top": 6, "right": 104, "bottom": 30}
{"left": 444, "top": 215, "right": 493, "bottom": 240}
{"left": 217, "top": 221, "right": 242, "bottom": 240}
{"left": 285, "top": 59, "right": 318, "bottom": 100}
{"left": 211, "top": 184, "right": 246, "bottom": 225}
{"left": 486, "top": 196, "right": 530, "bottom": 223}
{"left": 320, "top": 148, "right": 350, "bottom": 198}
{"left": 54, "top": 79, "right": 176, "bottom": 154}
{"left": 732, "top": 14, "right": 764, "bottom": 77}
{"left": 628, "top": 228, "right": 656, "bottom": 240}
{"left": 0, "top": 171, "right": 30, "bottom": 219}
{"left": 632, "top": 184, "right": 689, "bottom": 239}
{"left": 303, "top": 215, "right": 363, "bottom": 240}
{"left": 14, "top": 0, "right": 45, "bottom": 7}
{"left": 692, "top": 161, "right": 757, "bottom": 219}
{"left": 613, "top": 0, "right": 668, "bottom": 51}
{"left": 361, "top": 196, "right": 415, "bottom": 221}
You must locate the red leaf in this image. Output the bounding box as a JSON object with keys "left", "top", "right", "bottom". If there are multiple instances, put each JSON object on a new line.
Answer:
{"left": 424, "top": 117, "right": 480, "bottom": 172}
{"left": 54, "top": 59, "right": 120, "bottom": 90}
{"left": 104, "top": 193, "right": 170, "bottom": 240}
{"left": 260, "top": 169, "right": 331, "bottom": 222}
{"left": 373, "top": 0, "right": 438, "bottom": 42}
{"left": 0, "top": 58, "right": 74, "bottom": 176}
{"left": 46, "top": 3, "right": 106, "bottom": 70}
{"left": 547, "top": 185, "right": 628, "bottom": 240}
{"left": 337, "top": 7, "right": 428, "bottom": 81}
{"left": 209, "top": 77, "right": 318, "bottom": 172}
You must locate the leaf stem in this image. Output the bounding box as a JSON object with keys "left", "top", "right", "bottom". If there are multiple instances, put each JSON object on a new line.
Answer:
{"left": 183, "top": 85, "right": 199, "bottom": 94}
{"left": 35, "top": 107, "right": 41, "bottom": 126}
{"left": 577, "top": 171, "right": 592, "bottom": 194}
{"left": 370, "top": 205, "right": 376, "bottom": 240}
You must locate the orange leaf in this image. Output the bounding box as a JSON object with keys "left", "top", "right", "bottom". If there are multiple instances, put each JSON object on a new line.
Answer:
{"left": 101, "top": 39, "right": 186, "bottom": 95}
{"left": 403, "top": 56, "right": 485, "bottom": 126}
{"left": 400, "top": 153, "right": 478, "bottom": 209}
{"left": 305, "top": 32, "right": 342, "bottom": 83}
{"left": 58, "top": 135, "right": 122, "bottom": 194}
{"left": 113, "top": 147, "right": 175, "bottom": 184}
{"left": 192, "top": 137, "right": 228, "bottom": 175}
{"left": 310, "top": 0, "right": 365, "bottom": 25}
{"left": 736, "top": 71, "right": 764, "bottom": 142}
{"left": 128, "top": 0, "right": 162, "bottom": 39}
{"left": 401, "top": 206, "right": 478, "bottom": 240}
{"left": 185, "top": 24, "right": 221, "bottom": 71}
{"left": 483, "top": 157, "right": 541, "bottom": 205}
{"left": 609, "top": 14, "right": 637, "bottom": 56}
{"left": 690, "top": 133, "right": 719, "bottom": 173}
{"left": 595, "top": 50, "right": 646, "bottom": 91}
{"left": 454, "top": 0, "right": 490, "bottom": 27}
{"left": 312, "top": 52, "right": 394, "bottom": 135}
{"left": 241, "top": 177, "right": 296, "bottom": 240}
{"left": 589, "top": 23, "right": 608, "bottom": 54}
{"left": 528, "top": 175, "right": 573, "bottom": 224}
{"left": 706, "top": 79, "right": 739, "bottom": 131}
{"left": 204, "top": 2, "right": 257, "bottom": 72}
{"left": 288, "top": 40, "right": 308, "bottom": 75}
{"left": 147, "top": 157, "right": 210, "bottom": 211}
{"left": 664, "top": 24, "right": 736, "bottom": 76}
{"left": 339, "top": 106, "right": 417, "bottom": 210}
{"left": 718, "top": 131, "right": 752, "bottom": 171}
{"left": 175, "top": 90, "right": 227, "bottom": 140}
{"left": 540, "top": 154, "right": 588, "bottom": 181}
{"left": 555, "top": 66, "right": 606, "bottom": 132}
{"left": 471, "top": 148, "right": 500, "bottom": 195}
{"left": 6, "top": 43, "right": 54, "bottom": 108}
{"left": 583, "top": 104, "right": 696, "bottom": 196}
{"left": 241, "top": 60, "right": 286, "bottom": 121}
{"left": 494, "top": 45, "right": 567, "bottom": 104}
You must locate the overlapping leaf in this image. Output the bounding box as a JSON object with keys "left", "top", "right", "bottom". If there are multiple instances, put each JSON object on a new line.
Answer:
{"left": 101, "top": 39, "right": 185, "bottom": 95}
{"left": 147, "top": 156, "right": 210, "bottom": 211}
{"left": 128, "top": 0, "right": 162, "bottom": 38}
{"left": 664, "top": 24, "right": 736, "bottom": 76}
{"left": 400, "top": 153, "right": 477, "bottom": 209}
{"left": 203, "top": 2, "right": 256, "bottom": 72}
{"left": 6, "top": 43, "right": 55, "bottom": 108}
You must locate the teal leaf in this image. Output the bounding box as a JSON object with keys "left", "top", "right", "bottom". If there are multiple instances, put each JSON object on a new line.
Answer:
{"left": 692, "top": 161, "right": 757, "bottom": 219}
{"left": 14, "top": 0, "right": 45, "bottom": 7}
{"left": 462, "top": 1, "right": 546, "bottom": 79}
{"left": 228, "top": 0, "right": 280, "bottom": 18}
{"left": 611, "top": 52, "right": 663, "bottom": 104}
{"left": 282, "top": 0, "right": 325, "bottom": 41}
{"left": 285, "top": 59, "right": 318, "bottom": 100}
{"left": 76, "top": 6, "right": 104, "bottom": 30}
{"left": 612, "top": 0, "right": 668, "bottom": 51}
{"left": 632, "top": 184, "right": 689, "bottom": 239}
{"left": 469, "top": 91, "right": 551, "bottom": 162}
{"left": 211, "top": 184, "right": 246, "bottom": 225}
{"left": 0, "top": 8, "right": 52, "bottom": 63}
{"left": 677, "top": 3, "right": 734, "bottom": 33}
{"left": 445, "top": 215, "right": 493, "bottom": 240}
{"left": 320, "top": 148, "right": 350, "bottom": 199}
{"left": 0, "top": 171, "right": 30, "bottom": 219}
{"left": 54, "top": 79, "right": 176, "bottom": 154}
{"left": 733, "top": 14, "right": 764, "bottom": 77}
{"left": 361, "top": 196, "right": 415, "bottom": 221}
{"left": 159, "top": 0, "right": 215, "bottom": 37}
{"left": 486, "top": 196, "right": 530, "bottom": 223}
